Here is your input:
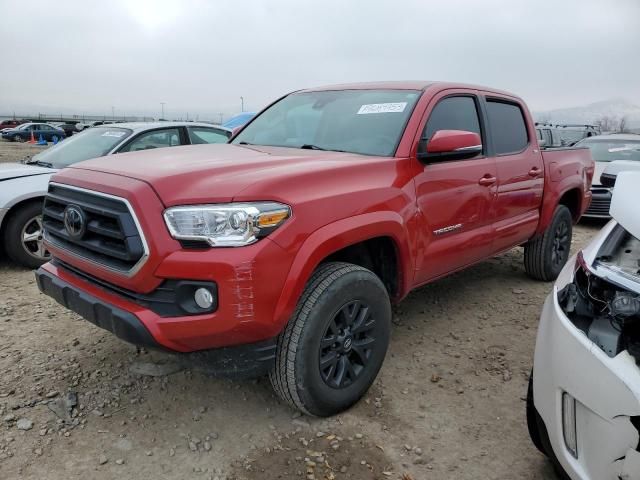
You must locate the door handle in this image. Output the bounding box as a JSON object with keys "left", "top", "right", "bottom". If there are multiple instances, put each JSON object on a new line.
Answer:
{"left": 478, "top": 175, "right": 497, "bottom": 186}
{"left": 528, "top": 167, "right": 542, "bottom": 178}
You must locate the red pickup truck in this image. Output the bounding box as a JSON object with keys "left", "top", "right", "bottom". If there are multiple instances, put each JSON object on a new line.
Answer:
{"left": 36, "top": 82, "right": 594, "bottom": 416}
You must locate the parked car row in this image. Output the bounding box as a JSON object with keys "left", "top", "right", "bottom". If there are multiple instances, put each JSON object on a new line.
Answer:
{"left": 2, "top": 122, "right": 67, "bottom": 142}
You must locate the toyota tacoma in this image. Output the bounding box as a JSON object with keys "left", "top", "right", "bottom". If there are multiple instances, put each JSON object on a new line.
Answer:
{"left": 35, "top": 82, "right": 594, "bottom": 416}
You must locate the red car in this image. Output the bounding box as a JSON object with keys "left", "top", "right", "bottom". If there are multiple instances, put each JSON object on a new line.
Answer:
{"left": 0, "top": 119, "right": 24, "bottom": 131}
{"left": 36, "top": 82, "right": 594, "bottom": 416}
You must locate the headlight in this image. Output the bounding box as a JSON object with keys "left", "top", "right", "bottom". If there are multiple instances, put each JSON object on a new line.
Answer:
{"left": 163, "top": 202, "right": 290, "bottom": 247}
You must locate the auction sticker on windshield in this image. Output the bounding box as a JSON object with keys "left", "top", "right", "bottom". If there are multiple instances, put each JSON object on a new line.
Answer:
{"left": 357, "top": 102, "right": 407, "bottom": 114}
{"left": 102, "top": 131, "right": 127, "bottom": 137}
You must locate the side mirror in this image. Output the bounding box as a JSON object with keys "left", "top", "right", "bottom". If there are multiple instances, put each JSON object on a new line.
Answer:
{"left": 418, "top": 130, "right": 482, "bottom": 161}
{"left": 600, "top": 160, "right": 640, "bottom": 188}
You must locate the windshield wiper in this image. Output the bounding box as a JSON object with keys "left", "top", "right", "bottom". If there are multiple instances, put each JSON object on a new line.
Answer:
{"left": 26, "top": 160, "right": 53, "bottom": 168}
{"left": 300, "top": 144, "right": 326, "bottom": 151}
{"left": 300, "top": 144, "right": 349, "bottom": 153}
{"left": 238, "top": 141, "right": 253, "bottom": 145}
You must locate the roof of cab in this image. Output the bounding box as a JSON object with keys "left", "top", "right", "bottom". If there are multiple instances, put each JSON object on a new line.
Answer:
{"left": 299, "top": 81, "right": 520, "bottom": 98}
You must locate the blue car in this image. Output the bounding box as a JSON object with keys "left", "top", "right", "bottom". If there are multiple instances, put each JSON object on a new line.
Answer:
{"left": 222, "top": 112, "right": 255, "bottom": 130}
{"left": 1, "top": 122, "right": 66, "bottom": 142}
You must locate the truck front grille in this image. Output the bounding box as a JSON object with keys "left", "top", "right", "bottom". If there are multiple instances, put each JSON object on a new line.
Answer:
{"left": 42, "top": 183, "right": 148, "bottom": 275}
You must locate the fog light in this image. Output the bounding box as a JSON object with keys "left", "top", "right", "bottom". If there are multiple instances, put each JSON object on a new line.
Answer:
{"left": 562, "top": 392, "right": 578, "bottom": 458}
{"left": 194, "top": 288, "right": 213, "bottom": 309}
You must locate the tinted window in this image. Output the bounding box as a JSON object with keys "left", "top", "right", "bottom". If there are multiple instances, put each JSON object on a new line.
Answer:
{"left": 119, "top": 128, "right": 182, "bottom": 153}
{"left": 423, "top": 96, "right": 481, "bottom": 144}
{"left": 486, "top": 100, "right": 528, "bottom": 154}
{"left": 233, "top": 89, "right": 421, "bottom": 157}
{"left": 187, "top": 127, "right": 230, "bottom": 144}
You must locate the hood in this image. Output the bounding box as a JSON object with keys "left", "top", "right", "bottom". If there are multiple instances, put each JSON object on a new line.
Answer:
{"left": 610, "top": 171, "right": 640, "bottom": 240}
{"left": 0, "top": 162, "right": 53, "bottom": 181}
{"left": 67, "top": 143, "right": 380, "bottom": 206}
{"left": 594, "top": 160, "right": 640, "bottom": 186}
{"left": 601, "top": 160, "right": 640, "bottom": 179}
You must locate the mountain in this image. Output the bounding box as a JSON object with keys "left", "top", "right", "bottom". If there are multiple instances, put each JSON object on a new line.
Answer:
{"left": 534, "top": 98, "right": 640, "bottom": 129}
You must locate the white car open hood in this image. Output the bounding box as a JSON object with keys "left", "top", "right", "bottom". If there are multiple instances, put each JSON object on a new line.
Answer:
{"left": 0, "top": 162, "right": 53, "bottom": 182}
{"left": 610, "top": 171, "right": 640, "bottom": 240}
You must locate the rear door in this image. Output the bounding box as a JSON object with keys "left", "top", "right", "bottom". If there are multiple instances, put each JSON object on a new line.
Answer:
{"left": 483, "top": 97, "right": 543, "bottom": 252}
{"left": 413, "top": 92, "right": 498, "bottom": 283}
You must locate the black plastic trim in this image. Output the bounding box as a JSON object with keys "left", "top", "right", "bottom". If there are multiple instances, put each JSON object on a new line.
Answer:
{"left": 35, "top": 266, "right": 160, "bottom": 349}
{"left": 35, "top": 266, "right": 276, "bottom": 376}
{"left": 52, "top": 259, "right": 218, "bottom": 317}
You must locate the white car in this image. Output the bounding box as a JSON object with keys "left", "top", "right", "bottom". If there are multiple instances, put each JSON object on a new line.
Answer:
{"left": 528, "top": 171, "right": 640, "bottom": 479}
{"left": 575, "top": 133, "right": 640, "bottom": 218}
{"left": 0, "top": 122, "right": 231, "bottom": 268}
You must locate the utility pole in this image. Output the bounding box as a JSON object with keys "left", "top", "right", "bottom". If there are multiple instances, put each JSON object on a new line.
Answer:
{"left": 160, "top": 102, "right": 166, "bottom": 120}
{"left": 240, "top": 96, "right": 244, "bottom": 112}
{"left": 111, "top": 106, "right": 115, "bottom": 119}
{"left": 219, "top": 113, "right": 224, "bottom": 124}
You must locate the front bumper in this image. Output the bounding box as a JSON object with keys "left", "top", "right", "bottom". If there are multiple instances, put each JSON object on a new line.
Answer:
{"left": 583, "top": 187, "right": 612, "bottom": 218}
{"left": 35, "top": 264, "right": 278, "bottom": 377}
{"left": 36, "top": 229, "right": 293, "bottom": 353}
{"left": 533, "top": 290, "right": 640, "bottom": 479}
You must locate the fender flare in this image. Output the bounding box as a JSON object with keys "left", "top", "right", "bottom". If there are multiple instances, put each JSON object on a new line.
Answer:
{"left": 271, "top": 211, "right": 414, "bottom": 329}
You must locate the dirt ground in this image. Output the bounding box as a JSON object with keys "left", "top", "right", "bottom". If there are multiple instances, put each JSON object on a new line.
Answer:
{"left": 0, "top": 141, "right": 603, "bottom": 479}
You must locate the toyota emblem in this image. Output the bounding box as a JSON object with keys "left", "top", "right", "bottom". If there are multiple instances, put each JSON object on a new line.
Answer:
{"left": 63, "top": 205, "right": 86, "bottom": 239}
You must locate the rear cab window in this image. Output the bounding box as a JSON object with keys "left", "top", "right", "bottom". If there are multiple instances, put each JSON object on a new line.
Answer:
{"left": 486, "top": 99, "right": 529, "bottom": 155}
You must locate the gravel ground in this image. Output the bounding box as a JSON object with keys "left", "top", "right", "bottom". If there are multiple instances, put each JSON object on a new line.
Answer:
{"left": 0, "top": 141, "right": 603, "bottom": 479}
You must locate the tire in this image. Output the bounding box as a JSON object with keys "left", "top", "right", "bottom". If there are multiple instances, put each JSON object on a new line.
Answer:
{"left": 524, "top": 205, "right": 573, "bottom": 281}
{"left": 13, "top": 135, "right": 24, "bottom": 143}
{"left": 527, "top": 373, "right": 571, "bottom": 480}
{"left": 270, "top": 262, "right": 391, "bottom": 417}
{"left": 3, "top": 201, "right": 50, "bottom": 269}
{"left": 526, "top": 374, "right": 546, "bottom": 454}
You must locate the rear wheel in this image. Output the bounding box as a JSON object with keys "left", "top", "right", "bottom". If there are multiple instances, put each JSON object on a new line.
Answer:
{"left": 270, "top": 262, "right": 391, "bottom": 416}
{"left": 3, "top": 201, "right": 50, "bottom": 268}
{"left": 524, "top": 205, "right": 573, "bottom": 281}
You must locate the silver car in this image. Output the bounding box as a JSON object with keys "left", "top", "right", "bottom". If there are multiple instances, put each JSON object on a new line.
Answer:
{"left": 0, "top": 122, "right": 231, "bottom": 268}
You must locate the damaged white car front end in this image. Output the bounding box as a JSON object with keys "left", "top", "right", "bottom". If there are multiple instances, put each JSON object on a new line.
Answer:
{"left": 529, "top": 171, "right": 640, "bottom": 480}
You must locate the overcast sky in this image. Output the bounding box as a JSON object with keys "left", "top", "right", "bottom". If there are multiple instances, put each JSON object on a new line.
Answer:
{"left": 0, "top": 0, "right": 638, "bottom": 121}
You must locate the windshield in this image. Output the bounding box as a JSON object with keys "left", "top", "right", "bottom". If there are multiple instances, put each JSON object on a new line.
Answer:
{"left": 30, "top": 127, "right": 132, "bottom": 168}
{"left": 232, "top": 89, "right": 421, "bottom": 156}
{"left": 18, "top": 124, "right": 32, "bottom": 130}
{"left": 576, "top": 138, "right": 640, "bottom": 162}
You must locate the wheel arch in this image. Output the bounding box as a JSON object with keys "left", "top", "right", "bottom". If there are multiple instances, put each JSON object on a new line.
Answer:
{"left": 557, "top": 188, "right": 583, "bottom": 222}
{"left": 271, "top": 211, "right": 414, "bottom": 330}
{"left": 0, "top": 195, "right": 45, "bottom": 240}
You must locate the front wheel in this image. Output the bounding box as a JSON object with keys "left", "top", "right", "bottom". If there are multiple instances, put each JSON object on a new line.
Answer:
{"left": 13, "top": 135, "right": 25, "bottom": 143}
{"left": 524, "top": 205, "right": 573, "bottom": 281}
{"left": 3, "top": 201, "right": 50, "bottom": 268}
{"left": 270, "top": 262, "right": 391, "bottom": 417}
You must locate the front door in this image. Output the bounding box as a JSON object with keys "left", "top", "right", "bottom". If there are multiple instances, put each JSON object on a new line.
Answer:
{"left": 413, "top": 93, "right": 497, "bottom": 284}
